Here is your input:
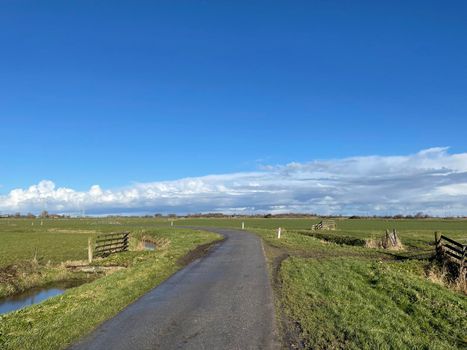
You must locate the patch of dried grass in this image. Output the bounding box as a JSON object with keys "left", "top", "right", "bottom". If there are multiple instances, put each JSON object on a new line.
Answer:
{"left": 365, "top": 230, "right": 404, "bottom": 250}
{"left": 426, "top": 263, "right": 466, "bottom": 294}
{"left": 47, "top": 228, "right": 96, "bottom": 234}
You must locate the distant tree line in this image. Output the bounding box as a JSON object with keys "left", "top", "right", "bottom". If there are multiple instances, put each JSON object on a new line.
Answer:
{"left": 0, "top": 211, "right": 70, "bottom": 219}
{"left": 1, "top": 212, "right": 465, "bottom": 219}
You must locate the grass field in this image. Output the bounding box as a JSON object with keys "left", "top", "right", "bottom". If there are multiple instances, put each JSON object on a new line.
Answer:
{"left": 0, "top": 217, "right": 172, "bottom": 266}
{"left": 177, "top": 216, "right": 467, "bottom": 231}
{"left": 2, "top": 217, "right": 464, "bottom": 267}
{"left": 178, "top": 217, "right": 467, "bottom": 249}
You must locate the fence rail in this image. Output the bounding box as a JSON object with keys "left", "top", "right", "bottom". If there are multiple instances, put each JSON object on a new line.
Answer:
{"left": 94, "top": 231, "right": 130, "bottom": 257}
{"left": 435, "top": 232, "right": 466, "bottom": 281}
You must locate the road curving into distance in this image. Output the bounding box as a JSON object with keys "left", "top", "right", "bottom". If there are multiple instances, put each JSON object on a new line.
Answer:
{"left": 69, "top": 228, "right": 278, "bottom": 350}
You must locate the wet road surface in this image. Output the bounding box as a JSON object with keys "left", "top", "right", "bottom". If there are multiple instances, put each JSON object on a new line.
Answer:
{"left": 69, "top": 228, "right": 278, "bottom": 350}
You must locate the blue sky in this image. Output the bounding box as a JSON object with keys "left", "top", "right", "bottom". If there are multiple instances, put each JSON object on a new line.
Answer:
{"left": 1, "top": 1, "right": 467, "bottom": 215}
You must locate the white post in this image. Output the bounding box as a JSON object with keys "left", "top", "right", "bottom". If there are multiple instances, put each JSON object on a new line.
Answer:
{"left": 171, "top": 220, "right": 174, "bottom": 227}
{"left": 242, "top": 222, "right": 245, "bottom": 230}
{"left": 277, "top": 227, "right": 281, "bottom": 239}
{"left": 88, "top": 237, "right": 93, "bottom": 263}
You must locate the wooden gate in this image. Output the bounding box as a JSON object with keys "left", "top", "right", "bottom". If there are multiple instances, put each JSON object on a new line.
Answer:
{"left": 94, "top": 232, "right": 130, "bottom": 257}
{"left": 435, "top": 232, "right": 466, "bottom": 281}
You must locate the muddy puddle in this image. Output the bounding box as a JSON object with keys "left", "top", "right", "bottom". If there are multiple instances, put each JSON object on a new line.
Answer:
{"left": 143, "top": 241, "right": 156, "bottom": 251}
{"left": 0, "top": 280, "right": 85, "bottom": 315}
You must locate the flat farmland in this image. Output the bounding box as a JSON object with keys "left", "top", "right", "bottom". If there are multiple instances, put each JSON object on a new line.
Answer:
{"left": 0, "top": 217, "right": 172, "bottom": 267}
{"left": 1, "top": 217, "right": 466, "bottom": 349}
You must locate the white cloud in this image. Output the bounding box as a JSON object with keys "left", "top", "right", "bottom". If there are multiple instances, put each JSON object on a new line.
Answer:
{"left": 1, "top": 147, "right": 467, "bottom": 216}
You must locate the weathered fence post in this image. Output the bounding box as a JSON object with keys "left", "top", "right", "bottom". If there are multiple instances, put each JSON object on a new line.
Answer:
{"left": 171, "top": 220, "right": 174, "bottom": 227}
{"left": 242, "top": 222, "right": 245, "bottom": 230}
{"left": 390, "top": 229, "right": 398, "bottom": 246}
{"left": 88, "top": 237, "right": 93, "bottom": 263}
{"left": 382, "top": 229, "right": 389, "bottom": 249}
{"left": 460, "top": 245, "right": 466, "bottom": 283}
{"left": 33, "top": 248, "right": 38, "bottom": 265}
{"left": 277, "top": 227, "right": 281, "bottom": 239}
{"left": 434, "top": 231, "right": 441, "bottom": 259}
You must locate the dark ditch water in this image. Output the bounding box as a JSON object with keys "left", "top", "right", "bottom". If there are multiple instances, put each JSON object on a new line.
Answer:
{"left": 144, "top": 241, "right": 156, "bottom": 251}
{"left": 0, "top": 280, "right": 84, "bottom": 315}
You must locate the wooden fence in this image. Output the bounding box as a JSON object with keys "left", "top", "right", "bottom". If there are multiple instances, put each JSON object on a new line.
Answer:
{"left": 434, "top": 232, "right": 466, "bottom": 281}
{"left": 312, "top": 220, "right": 336, "bottom": 231}
{"left": 94, "top": 232, "right": 130, "bottom": 258}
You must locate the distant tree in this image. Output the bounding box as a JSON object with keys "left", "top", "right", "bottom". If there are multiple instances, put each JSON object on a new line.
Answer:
{"left": 40, "top": 210, "right": 49, "bottom": 218}
{"left": 26, "top": 213, "right": 36, "bottom": 218}
{"left": 264, "top": 214, "right": 272, "bottom": 218}
{"left": 14, "top": 212, "right": 21, "bottom": 218}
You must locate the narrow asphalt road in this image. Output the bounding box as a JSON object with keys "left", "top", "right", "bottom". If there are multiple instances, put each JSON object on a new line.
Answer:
{"left": 70, "top": 228, "right": 278, "bottom": 350}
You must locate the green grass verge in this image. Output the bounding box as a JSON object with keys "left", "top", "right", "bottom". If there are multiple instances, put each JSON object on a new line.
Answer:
{"left": 0, "top": 228, "right": 221, "bottom": 350}
{"left": 243, "top": 226, "right": 466, "bottom": 349}
{"left": 250, "top": 228, "right": 386, "bottom": 260}
{"left": 281, "top": 257, "right": 467, "bottom": 349}
{"left": 297, "top": 230, "right": 368, "bottom": 247}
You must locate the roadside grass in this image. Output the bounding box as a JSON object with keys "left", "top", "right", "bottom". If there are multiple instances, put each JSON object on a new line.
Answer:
{"left": 0, "top": 228, "right": 221, "bottom": 350}
{"left": 251, "top": 228, "right": 387, "bottom": 260}
{"left": 239, "top": 224, "right": 466, "bottom": 349}
{"left": 280, "top": 257, "right": 467, "bottom": 349}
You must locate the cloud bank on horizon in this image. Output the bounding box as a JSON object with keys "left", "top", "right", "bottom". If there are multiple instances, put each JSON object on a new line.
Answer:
{"left": 1, "top": 147, "right": 467, "bottom": 216}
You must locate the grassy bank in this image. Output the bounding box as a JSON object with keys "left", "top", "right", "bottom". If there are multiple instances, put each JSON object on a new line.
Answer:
{"left": 0, "top": 261, "right": 95, "bottom": 299}
{"left": 0, "top": 228, "right": 221, "bottom": 350}
{"left": 240, "top": 225, "right": 466, "bottom": 349}
{"left": 281, "top": 257, "right": 467, "bottom": 349}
